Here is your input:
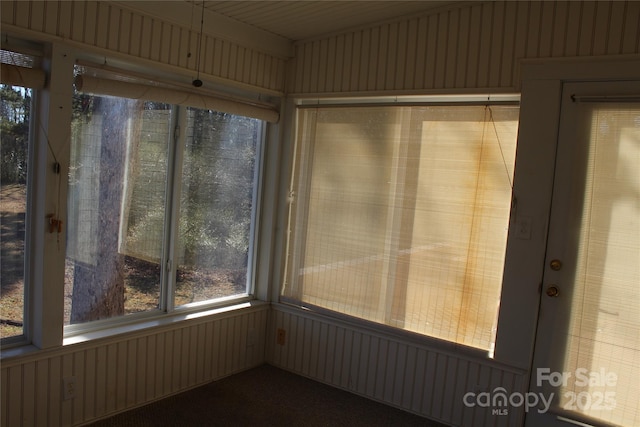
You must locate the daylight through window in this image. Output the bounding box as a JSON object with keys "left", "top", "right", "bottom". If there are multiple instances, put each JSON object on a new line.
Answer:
{"left": 65, "top": 83, "right": 263, "bottom": 326}
{"left": 283, "top": 104, "right": 519, "bottom": 351}
{"left": 0, "top": 83, "right": 32, "bottom": 340}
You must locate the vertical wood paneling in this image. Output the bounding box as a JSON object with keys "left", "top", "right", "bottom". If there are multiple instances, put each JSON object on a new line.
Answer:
{"left": 451, "top": 359, "right": 469, "bottom": 426}
{"left": 7, "top": 366, "right": 21, "bottom": 426}
{"left": 537, "top": 1, "right": 554, "bottom": 58}
{"left": 550, "top": 2, "right": 567, "bottom": 57}
{"left": 159, "top": 21, "right": 172, "bottom": 64}
{"left": 115, "top": 341, "right": 128, "bottom": 411}
{"left": 95, "top": 3, "right": 109, "bottom": 49}
{"left": 622, "top": 1, "right": 640, "bottom": 54}
{"left": 477, "top": 2, "right": 495, "bottom": 88}
{"left": 71, "top": 352, "right": 84, "bottom": 424}
{"left": 500, "top": 2, "right": 517, "bottom": 87}
{"left": 149, "top": 18, "right": 163, "bottom": 62}
{"left": 288, "top": 0, "right": 639, "bottom": 94}
{"left": 94, "top": 345, "right": 106, "bottom": 418}
{"left": 22, "top": 362, "right": 35, "bottom": 426}
{"left": 2, "top": 1, "right": 287, "bottom": 93}
{"left": 268, "top": 306, "right": 529, "bottom": 427}
{"left": 444, "top": 10, "right": 459, "bottom": 89}
{"left": 441, "top": 356, "right": 457, "bottom": 420}
{"left": 343, "top": 33, "right": 355, "bottom": 92}
{"left": 1, "top": 0, "right": 15, "bottom": 30}
{"left": 578, "top": 1, "right": 597, "bottom": 56}
{"left": 106, "top": 6, "right": 120, "bottom": 51}
{"left": 43, "top": 1, "right": 58, "bottom": 36}
{"left": 433, "top": 13, "right": 448, "bottom": 89}
{"left": 14, "top": 1, "right": 30, "bottom": 30}
{"left": 423, "top": 350, "right": 438, "bottom": 415}
{"left": 324, "top": 36, "right": 345, "bottom": 94}
{"left": 564, "top": 2, "right": 582, "bottom": 56}
{"left": 400, "top": 19, "right": 415, "bottom": 88}
{"left": 82, "top": 349, "right": 95, "bottom": 422}
{"left": 367, "top": 27, "right": 380, "bottom": 90}
{"left": 351, "top": 31, "right": 363, "bottom": 92}
{"left": 117, "top": 7, "right": 131, "bottom": 55}
{"left": 35, "top": 360, "right": 49, "bottom": 427}
{"left": 386, "top": 22, "right": 400, "bottom": 89}
{"left": 171, "top": 329, "right": 182, "bottom": 390}
{"left": 592, "top": 2, "right": 610, "bottom": 55}
{"left": 1, "top": 307, "right": 268, "bottom": 426}
{"left": 49, "top": 356, "right": 62, "bottom": 426}
{"left": 158, "top": 331, "right": 170, "bottom": 397}
{"left": 30, "top": 0, "right": 45, "bottom": 33}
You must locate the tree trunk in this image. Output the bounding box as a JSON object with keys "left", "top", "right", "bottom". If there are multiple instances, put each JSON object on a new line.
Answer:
{"left": 70, "top": 97, "right": 127, "bottom": 323}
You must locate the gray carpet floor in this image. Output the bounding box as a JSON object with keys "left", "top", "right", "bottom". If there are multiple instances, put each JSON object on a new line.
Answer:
{"left": 87, "top": 364, "right": 449, "bottom": 427}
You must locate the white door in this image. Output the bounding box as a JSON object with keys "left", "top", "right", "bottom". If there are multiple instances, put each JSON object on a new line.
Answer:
{"left": 526, "top": 81, "right": 640, "bottom": 427}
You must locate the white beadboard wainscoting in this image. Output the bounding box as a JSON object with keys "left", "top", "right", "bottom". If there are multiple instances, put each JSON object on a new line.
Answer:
{"left": 287, "top": 0, "right": 640, "bottom": 95}
{"left": 0, "top": 0, "right": 287, "bottom": 94}
{"left": 267, "top": 304, "right": 528, "bottom": 427}
{"left": 0, "top": 303, "right": 269, "bottom": 427}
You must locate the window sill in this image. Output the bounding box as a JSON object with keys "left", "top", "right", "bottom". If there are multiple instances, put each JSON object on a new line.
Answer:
{"left": 63, "top": 298, "right": 267, "bottom": 346}
{"left": 1, "top": 299, "right": 268, "bottom": 362}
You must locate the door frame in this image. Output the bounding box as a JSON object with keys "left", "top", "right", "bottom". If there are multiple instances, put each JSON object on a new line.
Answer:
{"left": 493, "top": 58, "right": 640, "bottom": 426}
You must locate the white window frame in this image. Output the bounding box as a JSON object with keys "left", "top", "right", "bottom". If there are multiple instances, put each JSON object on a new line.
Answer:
{"left": 280, "top": 94, "right": 521, "bottom": 356}
{"left": 1, "top": 40, "right": 277, "bottom": 353}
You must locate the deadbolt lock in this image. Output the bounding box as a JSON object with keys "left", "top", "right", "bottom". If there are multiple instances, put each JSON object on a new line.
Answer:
{"left": 550, "top": 259, "right": 562, "bottom": 271}
{"left": 546, "top": 286, "right": 559, "bottom": 297}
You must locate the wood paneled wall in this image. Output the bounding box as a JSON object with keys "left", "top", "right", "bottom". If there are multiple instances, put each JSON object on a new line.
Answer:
{"left": 267, "top": 305, "right": 528, "bottom": 427}
{"left": 1, "top": 305, "right": 269, "bottom": 427}
{"left": 287, "top": 1, "right": 640, "bottom": 95}
{"left": 0, "top": 0, "right": 286, "bottom": 94}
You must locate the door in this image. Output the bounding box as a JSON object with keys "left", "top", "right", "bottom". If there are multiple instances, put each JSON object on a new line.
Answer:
{"left": 526, "top": 81, "right": 640, "bottom": 427}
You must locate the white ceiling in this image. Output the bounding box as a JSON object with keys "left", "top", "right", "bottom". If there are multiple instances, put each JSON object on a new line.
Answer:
{"left": 192, "top": 1, "right": 462, "bottom": 41}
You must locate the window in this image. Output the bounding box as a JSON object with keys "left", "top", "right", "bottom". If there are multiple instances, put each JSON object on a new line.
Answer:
{"left": 0, "top": 46, "right": 44, "bottom": 343}
{"left": 65, "top": 77, "right": 264, "bottom": 326}
{"left": 283, "top": 102, "right": 519, "bottom": 351}
{"left": 0, "top": 83, "right": 32, "bottom": 340}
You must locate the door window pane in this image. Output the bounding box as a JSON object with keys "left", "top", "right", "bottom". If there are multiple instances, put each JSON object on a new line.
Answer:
{"left": 175, "top": 108, "right": 261, "bottom": 306}
{"left": 560, "top": 106, "right": 640, "bottom": 426}
{"left": 0, "top": 84, "right": 31, "bottom": 339}
{"left": 66, "top": 94, "right": 171, "bottom": 324}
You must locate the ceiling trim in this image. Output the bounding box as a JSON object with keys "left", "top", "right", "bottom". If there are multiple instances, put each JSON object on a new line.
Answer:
{"left": 111, "top": 1, "right": 294, "bottom": 59}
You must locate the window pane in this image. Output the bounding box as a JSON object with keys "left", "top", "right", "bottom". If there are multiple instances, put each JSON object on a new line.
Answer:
{"left": 175, "top": 108, "right": 261, "bottom": 306}
{"left": 66, "top": 94, "right": 171, "bottom": 324}
{"left": 284, "top": 105, "right": 519, "bottom": 351}
{"left": 560, "top": 106, "right": 640, "bottom": 426}
{"left": 0, "top": 84, "right": 31, "bottom": 339}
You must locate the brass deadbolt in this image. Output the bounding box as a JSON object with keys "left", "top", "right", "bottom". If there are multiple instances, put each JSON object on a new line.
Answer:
{"left": 546, "top": 286, "right": 559, "bottom": 297}
{"left": 550, "top": 259, "right": 562, "bottom": 271}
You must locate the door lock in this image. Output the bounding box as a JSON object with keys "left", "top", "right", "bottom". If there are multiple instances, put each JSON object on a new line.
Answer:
{"left": 550, "top": 259, "right": 562, "bottom": 271}
{"left": 546, "top": 286, "right": 559, "bottom": 297}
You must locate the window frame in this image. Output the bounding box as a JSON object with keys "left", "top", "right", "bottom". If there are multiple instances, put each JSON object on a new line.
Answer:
{"left": 280, "top": 94, "right": 521, "bottom": 357}
{"left": 0, "top": 84, "right": 37, "bottom": 348}
{"left": 0, "top": 40, "right": 276, "bottom": 352}
{"left": 62, "top": 85, "right": 268, "bottom": 337}
{"left": 0, "top": 42, "right": 46, "bottom": 349}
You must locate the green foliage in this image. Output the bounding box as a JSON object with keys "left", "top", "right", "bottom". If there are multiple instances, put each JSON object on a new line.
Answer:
{"left": 179, "top": 108, "right": 258, "bottom": 271}
{"left": 1, "top": 85, "right": 31, "bottom": 184}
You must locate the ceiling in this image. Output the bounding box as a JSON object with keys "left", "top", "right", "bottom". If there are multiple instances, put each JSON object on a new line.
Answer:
{"left": 188, "top": 1, "right": 462, "bottom": 41}
{"left": 116, "top": 1, "right": 463, "bottom": 58}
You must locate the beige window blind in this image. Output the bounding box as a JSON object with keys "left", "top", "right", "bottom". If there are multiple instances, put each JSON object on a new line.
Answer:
{"left": 74, "top": 75, "right": 279, "bottom": 123}
{"left": 559, "top": 105, "right": 640, "bottom": 426}
{"left": 283, "top": 104, "right": 519, "bottom": 351}
{"left": 0, "top": 49, "right": 45, "bottom": 89}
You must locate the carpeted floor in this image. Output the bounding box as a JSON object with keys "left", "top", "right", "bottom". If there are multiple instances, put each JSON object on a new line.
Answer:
{"left": 87, "top": 364, "right": 449, "bottom": 427}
